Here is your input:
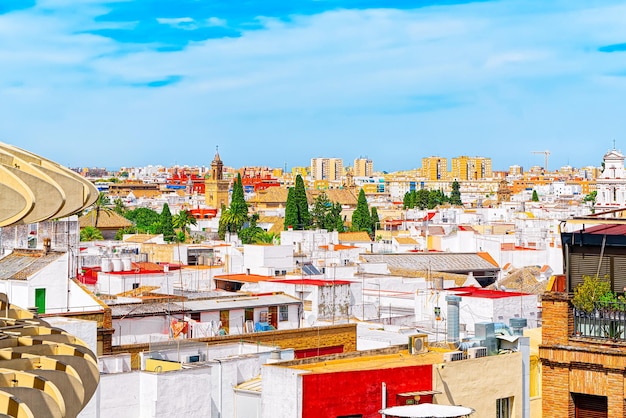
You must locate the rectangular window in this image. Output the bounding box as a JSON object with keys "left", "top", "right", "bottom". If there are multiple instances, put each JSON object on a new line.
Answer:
{"left": 279, "top": 305, "right": 289, "bottom": 321}
{"left": 496, "top": 397, "right": 512, "bottom": 418}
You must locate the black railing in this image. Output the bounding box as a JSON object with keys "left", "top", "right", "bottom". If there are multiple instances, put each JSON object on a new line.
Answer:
{"left": 573, "top": 302, "right": 626, "bottom": 340}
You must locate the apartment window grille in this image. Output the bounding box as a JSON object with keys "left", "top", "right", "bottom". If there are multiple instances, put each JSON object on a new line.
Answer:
{"left": 279, "top": 305, "right": 289, "bottom": 321}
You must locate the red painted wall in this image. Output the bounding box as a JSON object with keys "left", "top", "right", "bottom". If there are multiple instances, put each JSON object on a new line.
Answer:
{"left": 302, "top": 364, "right": 432, "bottom": 418}
{"left": 295, "top": 345, "right": 344, "bottom": 359}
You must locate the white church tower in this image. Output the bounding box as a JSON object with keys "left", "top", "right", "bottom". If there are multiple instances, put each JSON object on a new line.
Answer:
{"left": 595, "top": 148, "right": 626, "bottom": 210}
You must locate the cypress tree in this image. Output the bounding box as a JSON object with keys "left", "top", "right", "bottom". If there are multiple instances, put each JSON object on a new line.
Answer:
{"left": 333, "top": 203, "right": 345, "bottom": 232}
{"left": 450, "top": 181, "right": 463, "bottom": 206}
{"left": 351, "top": 189, "right": 372, "bottom": 233}
{"left": 231, "top": 173, "right": 247, "bottom": 212}
{"left": 284, "top": 187, "right": 298, "bottom": 230}
{"left": 370, "top": 207, "right": 380, "bottom": 236}
{"left": 312, "top": 192, "right": 331, "bottom": 230}
{"left": 294, "top": 174, "right": 311, "bottom": 229}
{"left": 160, "top": 203, "right": 175, "bottom": 242}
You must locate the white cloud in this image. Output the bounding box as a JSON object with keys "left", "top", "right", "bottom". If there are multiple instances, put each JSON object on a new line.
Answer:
{"left": 2, "top": 1, "right": 626, "bottom": 170}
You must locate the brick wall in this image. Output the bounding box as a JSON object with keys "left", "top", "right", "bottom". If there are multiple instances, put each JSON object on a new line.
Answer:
{"left": 542, "top": 364, "right": 572, "bottom": 418}
{"left": 541, "top": 293, "right": 571, "bottom": 345}
{"left": 112, "top": 323, "right": 357, "bottom": 369}
{"left": 607, "top": 371, "right": 624, "bottom": 417}
{"left": 541, "top": 292, "right": 626, "bottom": 417}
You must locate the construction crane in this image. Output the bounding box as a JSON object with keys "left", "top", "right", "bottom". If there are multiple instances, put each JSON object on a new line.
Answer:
{"left": 531, "top": 150, "right": 551, "bottom": 172}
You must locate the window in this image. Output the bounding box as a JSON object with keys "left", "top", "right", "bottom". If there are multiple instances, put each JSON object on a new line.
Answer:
{"left": 496, "top": 397, "right": 512, "bottom": 418}
{"left": 279, "top": 305, "right": 289, "bottom": 321}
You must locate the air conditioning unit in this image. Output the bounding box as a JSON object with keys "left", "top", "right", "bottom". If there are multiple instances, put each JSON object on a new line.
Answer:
{"left": 443, "top": 351, "right": 465, "bottom": 362}
{"left": 467, "top": 346, "right": 488, "bottom": 359}
{"left": 408, "top": 334, "right": 428, "bottom": 354}
{"left": 186, "top": 354, "right": 205, "bottom": 363}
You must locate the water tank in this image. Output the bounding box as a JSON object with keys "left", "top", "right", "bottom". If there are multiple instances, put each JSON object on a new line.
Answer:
{"left": 446, "top": 295, "right": 462, "bottom": 344}
{"left": 121, "top": 256, "right": 132, "bottom": 272}
{"left": 111, "top": 257, "right": 122, "bottom": 272}
{"left": 101, "top": 258, "right": 112, "bottom": 273}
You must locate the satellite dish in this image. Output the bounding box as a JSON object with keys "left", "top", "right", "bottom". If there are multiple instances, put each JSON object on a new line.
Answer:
{"left": 307, "top": 315, "right": 317, "bottom": 326}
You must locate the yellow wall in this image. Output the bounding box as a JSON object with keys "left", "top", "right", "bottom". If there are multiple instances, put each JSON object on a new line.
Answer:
{"left": 432, "top": 353, "right": 523, "bottom": 417}
{"left": 145, "top": 358, "right": 182, "bottom": 372}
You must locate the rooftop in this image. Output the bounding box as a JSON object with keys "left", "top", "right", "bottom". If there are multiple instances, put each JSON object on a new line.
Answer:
{"left": 282, "top": 349, "right": 443, "bottom": 373}
{"left": 0, "top": 250, "right": 64, "bottom": 281}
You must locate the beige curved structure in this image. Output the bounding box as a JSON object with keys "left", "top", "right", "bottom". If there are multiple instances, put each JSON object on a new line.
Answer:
{"left": 0, "top": 142, "right": 98, "bottom": 227}
{"left": 0, "top": 144, "right": 100, "bottom": 417}
{"left": 0, "top": 294, "right": 98, "bottom": 418}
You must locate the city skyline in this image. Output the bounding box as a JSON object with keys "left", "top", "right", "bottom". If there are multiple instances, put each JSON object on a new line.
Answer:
{"left": 1, "top": 0, "right": 626, "bottom": 172}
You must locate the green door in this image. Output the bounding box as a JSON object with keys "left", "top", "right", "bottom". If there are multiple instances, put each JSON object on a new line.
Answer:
{"left": 35, "top": 288, "right": 46, "bottom": 314}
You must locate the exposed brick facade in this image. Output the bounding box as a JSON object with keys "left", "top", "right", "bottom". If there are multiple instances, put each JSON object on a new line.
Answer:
{"left": 541, "top": 293, "right": 626, "bottom": 417}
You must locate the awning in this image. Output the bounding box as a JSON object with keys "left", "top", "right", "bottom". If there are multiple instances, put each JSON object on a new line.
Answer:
{"left": 379, "top": 403, "right": 474, "bottom": 417}
{"left": 397, "top": 391, "right": 442, "bottom": 397}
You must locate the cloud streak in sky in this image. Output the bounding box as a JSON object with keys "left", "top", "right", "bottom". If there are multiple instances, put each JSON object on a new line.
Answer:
{"left": 1, "top": 0, "right": 626, "bottom": 171}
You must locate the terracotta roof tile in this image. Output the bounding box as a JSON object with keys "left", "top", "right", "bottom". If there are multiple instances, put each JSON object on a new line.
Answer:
{"left": 338, "top": 232, "right": 372, "bottom": 243}
{"left": 79, "top": 210, "right": 133, "bottom": 229}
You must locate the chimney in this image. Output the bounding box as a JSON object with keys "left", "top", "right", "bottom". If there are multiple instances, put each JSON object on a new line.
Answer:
{"left": 43, "top": 238, "right": 51, "bottom": 254}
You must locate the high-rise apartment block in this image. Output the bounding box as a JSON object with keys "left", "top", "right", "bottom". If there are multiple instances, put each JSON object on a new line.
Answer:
{"left": 311, "top": 158, "right": 344, "bottom": 181}
{"left": 421, "top": 157, "right": 448, "bottom": 180}
{"left": 509, "top": 165, "right": 523, "bottom": 176}
{"left": 451, "top": 156, "right": 492, "bottom": 180}
{"left": 353, "top": 158, "right": 373, "bottom": 177}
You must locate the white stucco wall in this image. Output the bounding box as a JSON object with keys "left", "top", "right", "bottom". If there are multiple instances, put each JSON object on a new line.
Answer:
{"left": 28, "top": 253, "right": 70, "bottom": 313}
{"left": 46, "top": 316, "right": 98, "bottom": 355}
{"left": 98, "top": 371, "right": 141, "bottom": 418}
{"left": 234, "top": 390, "right": 260, "bottom": 418}
{"left": 113, "top": 316, "right": 168, "bottom": 346}
{"left": 243, "top": 244, "right": 294, "bottom": 273}
{"left": 141, "top": 367, "right": 212, "bottom": 418}
{"left": 261, "top": 365, "right": 305, "bottom": 418}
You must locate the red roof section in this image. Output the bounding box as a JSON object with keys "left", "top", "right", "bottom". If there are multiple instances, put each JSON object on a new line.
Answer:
{"left": 319, "top": 244, "right": 359, "bottom": 250}
{"left": 584, "top": 224, "right": 626, "bottom": 235}
{"left": 449, "top": 287, "right": 529, "bottom": 298}
{"left": 214, "top": 273, "right": 275, "bottom": 283}
{"left": 274, "top": 279, "right": 353, "bottom": 286}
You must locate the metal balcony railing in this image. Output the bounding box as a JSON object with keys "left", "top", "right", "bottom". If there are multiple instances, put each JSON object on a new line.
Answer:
{"left": 573, "top": 302, "right": 626, "bottom": 341}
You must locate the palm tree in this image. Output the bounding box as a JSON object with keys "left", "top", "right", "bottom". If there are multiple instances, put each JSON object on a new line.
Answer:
{"left": 173, "top": 210, "right": 197, "bottom": 242}
{"left": 88, "top": 192, "right": 114, "bottom": 227}
{"left": 80, "top": 226, "right": 104, "bottom": 241}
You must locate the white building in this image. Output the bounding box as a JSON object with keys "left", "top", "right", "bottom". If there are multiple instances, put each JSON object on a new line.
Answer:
{"left": 596, "top": 148, "right": 626, "bottom": 210}
{"left": 110, "top": 293, "right": 302, "bottom": 345}
{"left": 243, "top": 244, "right": 295, "bottom": 276}
{"left": 95, "top": 342, "right": 294, "bottom": 418}
{"left": 0, "top": 249, "right": 103, "bottom": 315}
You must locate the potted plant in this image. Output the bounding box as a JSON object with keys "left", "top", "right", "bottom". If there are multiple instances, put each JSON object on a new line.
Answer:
{"left": 572, "top": 275, "right": 613, "bottom": 314}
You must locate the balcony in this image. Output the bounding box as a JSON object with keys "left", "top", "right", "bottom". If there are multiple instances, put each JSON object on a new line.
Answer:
{"left": 573, "top": 302, "right": 626, "bottom": 341}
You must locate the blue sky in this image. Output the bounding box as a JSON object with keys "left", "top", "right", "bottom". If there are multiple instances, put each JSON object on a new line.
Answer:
{"left": 1, "top": 0, "right": 626, "bottom": 173}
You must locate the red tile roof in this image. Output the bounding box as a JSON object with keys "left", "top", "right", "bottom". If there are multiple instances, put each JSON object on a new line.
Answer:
{"left": 274, "top": 279, "right": 353, "bottom": 286}
{"left": 449, "top": 286, "right": 529, "bottom": 298}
